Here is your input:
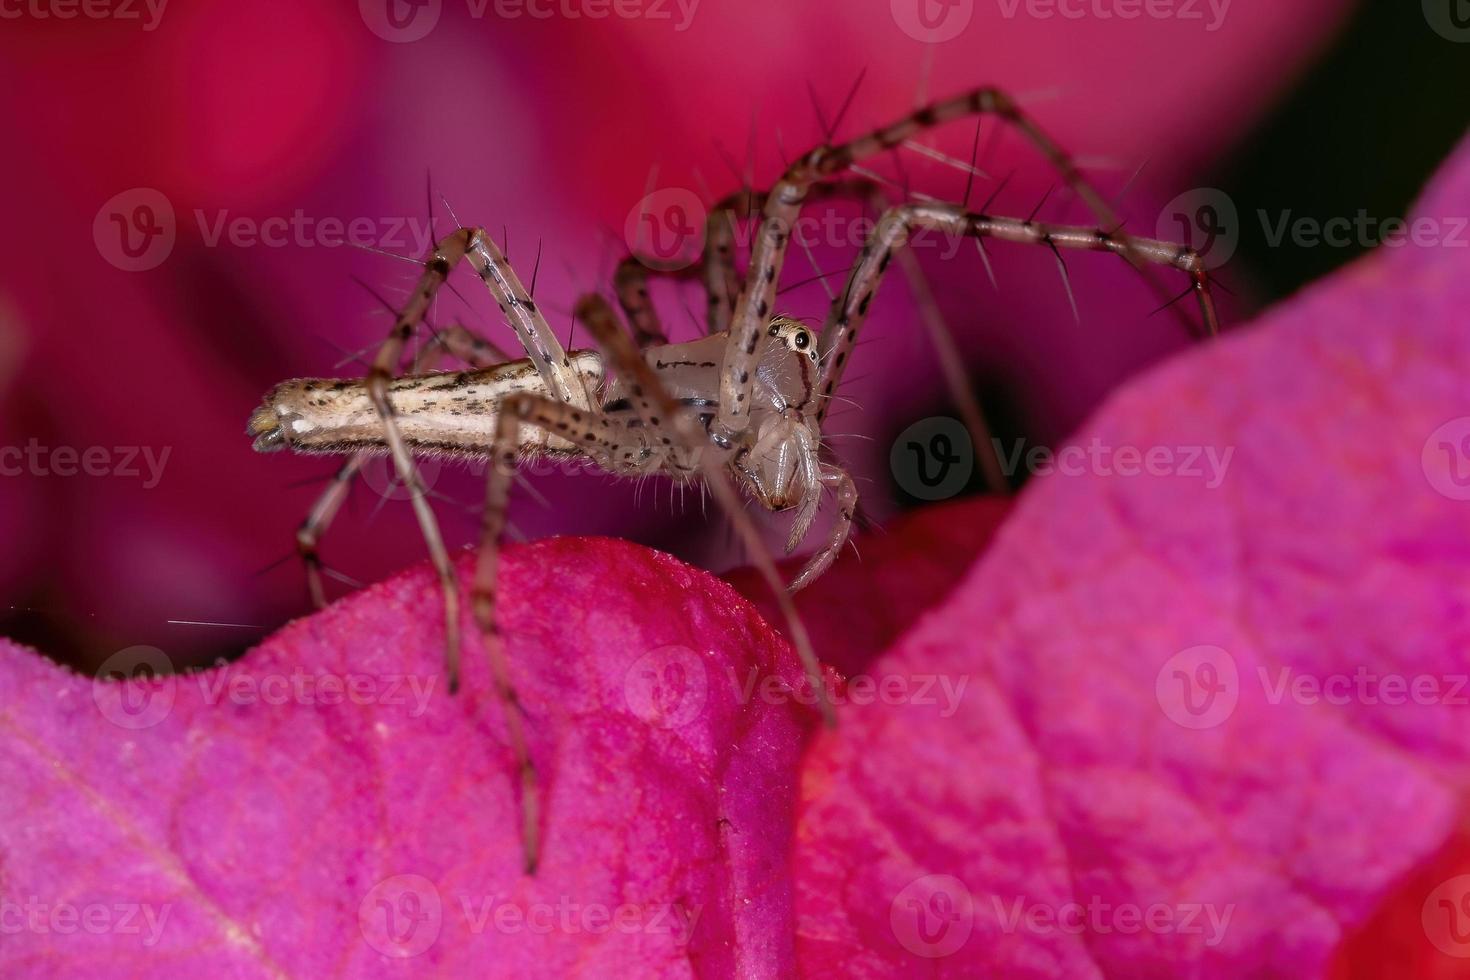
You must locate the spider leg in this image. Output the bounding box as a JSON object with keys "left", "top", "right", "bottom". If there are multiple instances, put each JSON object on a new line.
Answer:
{"left": 612, "top": 256, "right": 696, "bottom": 349}
{"left": 714, "top": 86, "right": 1216, "bottom": 442}
{"left": 573, "top": 293, "right": 836, "bottom": 727}
{"left": 295, "top": 323, "right": 515, "bottom": 609}
{"left": 460, "top": 229, "right": 596, "bottom": 411}
{"left": 474, "top": 388, "right": 652, "bottom": 875}
{"left": 788, "top": 465, "right": 859, "bottom": 593}
{"left": 326, "top": 224, "right": 590, "bottom": 696}
{"left": 814, "top": 202, "right": 1215, "bottom": 428}
{"left": 618, "top": 180, "right": 886, "bottom": 347}
{"left": 702, "top": 180, "right": 885, "bottom": 335}
{"left": 867, "top": 189, "right": 1008, "bottom": 495}
{"left": 352, "top": 229, "right": 499, "bottom": 694}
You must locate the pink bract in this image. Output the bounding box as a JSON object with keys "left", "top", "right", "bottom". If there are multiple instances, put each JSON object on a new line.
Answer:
{"left": 791, "top": 138, "right": 1470, "bottom": 976}
{"left": 0, "top": 541, "right": 817, "bottom": 977}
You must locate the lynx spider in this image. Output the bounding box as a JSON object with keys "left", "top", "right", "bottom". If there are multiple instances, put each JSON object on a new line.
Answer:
{"left": 247, "top": 86, "right": 1218, "bottom": 873}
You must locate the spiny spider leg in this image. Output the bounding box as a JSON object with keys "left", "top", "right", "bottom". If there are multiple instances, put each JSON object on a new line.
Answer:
{"left": 372, "top": 226, "right": 594, "bottom": 695}
{"left": 696, "top": 180, "right": 1010, "bottom": 496}
{"left": 814, "top": 202, "right": 1214, "bottom": 425}
{"left": 293, "top": 225, "right": 588, "bottom": 694}
{"left": 356, "top": 231, "right": 480, "bottom": 693}
{"left": 618, "top": 180, "right": 886, "bottom": 345}
{"left": 871, "top": 189, "right": 1009, "bottom": 495}
{"left": 571, "top": 293, "right": 836, "bottom": 725}
{"left": 612, "top": 256, "right": 695, "bottom": 349}
{"left": 462, "top": 229, "right": 595, "bottom": 412}
{"left": 472, "top": 388, "right": 656, "bottom": 875}
{"left": 296, "top": 323, "right": 513, "bottom": 609}
{"left": 701, "top": 180, "right": 883, "bottom": 335}
{"left": 715, "top": 85, "right": 1219, "bottom": 443}
{"left": 788, "top": 464, "right": 859, "bottom": 592}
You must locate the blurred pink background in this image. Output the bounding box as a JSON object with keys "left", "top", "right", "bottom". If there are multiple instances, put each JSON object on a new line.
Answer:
{"left": 0, "top": 0, "right": 1352, "bottom": 670}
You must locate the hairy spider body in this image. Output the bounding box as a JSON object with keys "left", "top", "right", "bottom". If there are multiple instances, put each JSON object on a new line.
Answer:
{"left": 248, "top": 317, "right": 839, "bottom": 565}
{"left": 249, "top": 349, "right": 607, "bottom": 458}
{"left": 248, "top": 85, "right": 1219, "bottom": 873}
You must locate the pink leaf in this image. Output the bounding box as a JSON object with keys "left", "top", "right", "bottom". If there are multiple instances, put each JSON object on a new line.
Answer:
{"left": 792, "top": 139, "right": 1470, "bottom": 977}
{"left": 0, "top": 539, "right": 817, "bottom": 977}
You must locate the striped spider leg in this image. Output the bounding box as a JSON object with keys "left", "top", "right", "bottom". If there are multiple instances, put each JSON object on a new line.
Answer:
{"left": 293, "top": 323, "right": 516, "bottom": 611}
{"left": 711, "top": 85, "right": 1221, "bottom": 447}
{"left": 251, "top": 225, "right": 602, "bottom": 873}
{"left": 252, "top": 227, "right": 596, "bottom": 689}
{"left": 249, "top": 229, "right": 841, "bottom": 872}
{"left": 613, "top": 179, "right": 885, "bottom": 347}
{"left": 812, "top": 204, "right": 1214, "bottom": 429}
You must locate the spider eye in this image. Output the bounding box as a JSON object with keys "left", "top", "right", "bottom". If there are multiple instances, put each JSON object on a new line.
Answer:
{"left": 793, "top": 330, "right": 811, "bottom": 350}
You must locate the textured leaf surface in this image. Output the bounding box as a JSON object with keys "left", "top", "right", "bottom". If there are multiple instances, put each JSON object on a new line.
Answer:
{"left": 0, "top": 540, "right": 815, "bottom": 977}
{"left": 790, "top": 139, "right": 1470, "bottom": 976}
